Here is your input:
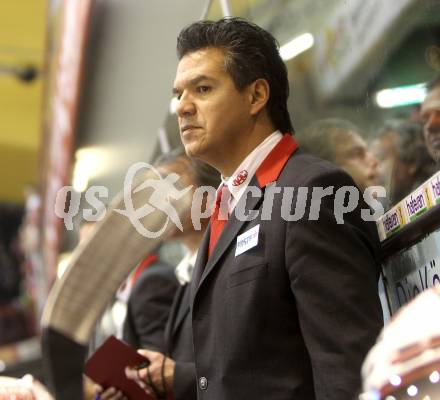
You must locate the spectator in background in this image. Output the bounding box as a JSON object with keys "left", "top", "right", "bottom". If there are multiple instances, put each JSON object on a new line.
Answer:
{"left": 80, "top": 220, "right": 178, "bottom": 352}
{"left": 420, "top": 74, "right": 440, "bottom": 163}
{"left": 372, "top": 119, "right": 436, "bottom": 205}
{"left": 82, "top": 219, "right": 178, "bottom": 399}
{"left": 0, "top": 204, "right": 31, "bottom": 345}
{"left": 0, "top": 374, "right": 54, "bottom": 399}
{"left": 297, "top": 118, "right": 379, "bottom": 192}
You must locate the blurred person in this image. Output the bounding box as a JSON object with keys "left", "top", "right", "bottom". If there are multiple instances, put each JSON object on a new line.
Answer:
{"left": 96, "top": 152, "right": 220, "bottom": 400}
{"left": 81, "top": 219, "right": 178, "bottom": 351}
{"left": 120, "top": 251, "right": 177, "bottom": 351}
{"left": 372, "top": 119, "right": 436, "bottom": 204}
{"left": 149, "top": 17, "right": 383, "bottom": 400}
{"left": 86, "top": 250, "right": 178, "bottom": 400}
{"left": 78, "top": 214, "right": 178, "bottom": 352}
{"left": 0, "top": 374, "right": 53, "bottom": 399}
{"left": 0, "top": 204, "right": 32, "bottom": 345}
{"left": 81, "top": 219, "right": 177, "bottom": 400}
{"left": 421, "top": 74, "right": 440, "bottom": 163}
{"left": 297, "top": 118, "right": 379, "bottom": 192}
{"left": 361, "top": 285, "right": 440, "bottom": 399}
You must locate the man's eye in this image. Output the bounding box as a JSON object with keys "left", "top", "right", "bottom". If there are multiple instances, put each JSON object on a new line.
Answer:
{"left": 197, "top": 86, "right": 211, "bottom": 93}
{"left": 349, "top": 149, "right": 364, "bottom": 159}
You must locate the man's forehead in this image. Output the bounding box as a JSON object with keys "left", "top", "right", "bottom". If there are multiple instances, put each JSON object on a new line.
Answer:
{"left": 174, "top": 48, "right": 227, "bottom": 86}
{"left": 337, "top": 133, "right": 366, "bottom": 151}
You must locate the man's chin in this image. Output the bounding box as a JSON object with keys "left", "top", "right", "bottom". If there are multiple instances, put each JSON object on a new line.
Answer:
{"left": 432, "top": 149, "right": 440, "bottom": 163}
{"left": 427, "top": 143, "right": 440, "bottom": 163}
{"left": 183, "top": 144, "right": 199, "bottom": 158}
{"left": 183, "top": 142, "right": 207, "bottom": 161}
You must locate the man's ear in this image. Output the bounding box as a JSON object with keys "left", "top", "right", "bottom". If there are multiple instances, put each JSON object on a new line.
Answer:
{"left": 248, "top": 78, "right": 270, "bottom": 116}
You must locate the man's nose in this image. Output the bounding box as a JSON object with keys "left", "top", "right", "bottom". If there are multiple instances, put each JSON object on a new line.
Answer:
{"left": 176, "top": 93, "right": 196, "bottom": 118}
{"left": 425, "top": 110, "right": 440, "bottom": 132}
{"left": 367, "top": 151, "right": 379, "bottom": 170}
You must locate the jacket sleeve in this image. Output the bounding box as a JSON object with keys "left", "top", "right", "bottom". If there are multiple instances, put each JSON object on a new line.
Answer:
{"left": 123, "top": 264, "right": 178, "bottom": 351}
{"left": 285, "top": 168, "right": 383, "bottom": 400}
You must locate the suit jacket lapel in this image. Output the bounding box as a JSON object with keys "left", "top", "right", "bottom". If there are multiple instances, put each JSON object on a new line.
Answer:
{"left": 196, "top": 175, "right": 264, "bottom": 291}
{"left": 191, "top": 134, "right": 299, "bottom": 300}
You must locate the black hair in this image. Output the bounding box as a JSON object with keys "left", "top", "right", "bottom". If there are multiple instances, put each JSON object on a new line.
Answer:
{"left": 378, "top": 119, "right": 435, "bottom": 176}
{"left": 297, "top": 118, "right": 362, "bottom": 162}
{"left": 177, "top": 17, "right": 293, "bottom": 134}
{"left": 154, "top": 147, "right": 221, "bottom": 189}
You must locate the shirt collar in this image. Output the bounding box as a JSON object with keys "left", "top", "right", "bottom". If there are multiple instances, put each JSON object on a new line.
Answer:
{"left": 221, "top": 131, "right": 283, "bottom": 203}
{"left": 175, "top": 250, "right": 198, "bottom": 285}
{"left": 255, "top": 133, "right": 299, "bottom": 187}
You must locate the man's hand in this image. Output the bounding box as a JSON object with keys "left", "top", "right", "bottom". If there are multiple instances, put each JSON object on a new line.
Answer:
{"left": 93, "top": 384, "right": 127, "bottom": 400}
{"left": 125, "top": 349, "right": 175, "bottom": 399}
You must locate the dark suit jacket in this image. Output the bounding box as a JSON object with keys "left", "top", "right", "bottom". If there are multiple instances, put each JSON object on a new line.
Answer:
{"left": 190, "top": 144, "right": 383, "bottom": 400}
{"left": 165, "top": 282, "right": 197, "bottom": 400}
{"left": 123, "top": 261, "right": 178, "bottom": 351}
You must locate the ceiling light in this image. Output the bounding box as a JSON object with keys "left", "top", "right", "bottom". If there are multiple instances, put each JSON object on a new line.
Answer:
{"left": 279, "top": 33, "right": 314, "bottom": 61}
{"left": 375, "top": 83, "right": 427, "bottom": 108}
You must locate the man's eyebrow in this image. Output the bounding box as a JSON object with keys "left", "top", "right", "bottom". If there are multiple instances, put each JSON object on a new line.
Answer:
{"left": 173, "top": 75, "right": 215, "bottom": 94}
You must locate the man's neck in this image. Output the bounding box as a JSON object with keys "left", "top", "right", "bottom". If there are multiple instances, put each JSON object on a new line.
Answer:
{"left": 218, "top": 123, "right": 276, "bottom": 176}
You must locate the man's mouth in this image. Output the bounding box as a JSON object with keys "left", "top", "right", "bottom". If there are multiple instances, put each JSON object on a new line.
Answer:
{"left": 430, "top": 136, "right": 440, "bottom": 149}
{"left": 368, "top": 174, "right": 378, "bottom": 184}
{"left": 181, "top": 124, "right": 200, "bottom": 134}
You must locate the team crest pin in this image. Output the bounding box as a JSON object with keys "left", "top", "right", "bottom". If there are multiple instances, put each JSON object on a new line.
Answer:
{"left": 232, "top": 170, "right": 248, "bottom": 186}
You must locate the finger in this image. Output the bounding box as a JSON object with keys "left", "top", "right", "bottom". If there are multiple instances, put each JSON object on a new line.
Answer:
{"left": 140, "top": 383, "right": 154, "bottom": 397}
{"left": 93, "top": 384, "right": 103, "bottom": 393}
{"left": 112, "top": 390, "right": 125, "bottom": 400}
{"left": 125, "top": 366, "right": 141, "bottom": 381}
{"left": 100, "top": 387, "right": 121, "bottom": 400}
{"left": 125, "top": 365, "right": 151, "bottom": 386}
{"left": 135, "top": 366, "right": 151, "bottom": 385}
{"left": 102, "top": 390, "right": 124, "bottom": 400}
{"left": 125, "top": 367, "right": 154, "bottom": 396}
{"left": 137, "top": 348, "right": 158, "bottom": 359}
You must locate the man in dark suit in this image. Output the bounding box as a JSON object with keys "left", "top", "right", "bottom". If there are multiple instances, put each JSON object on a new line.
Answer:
{"left": 168, "top": 18, "right": 382, "bottom": 400}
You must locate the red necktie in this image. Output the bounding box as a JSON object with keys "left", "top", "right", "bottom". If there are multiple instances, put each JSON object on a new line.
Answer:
{"left": 208, "top": 185, "right": 231, "bottom": 257}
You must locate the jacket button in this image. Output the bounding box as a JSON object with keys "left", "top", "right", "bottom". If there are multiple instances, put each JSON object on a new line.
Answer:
{"left": 199, "top": 376, "right": 208, "bottom": 390}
